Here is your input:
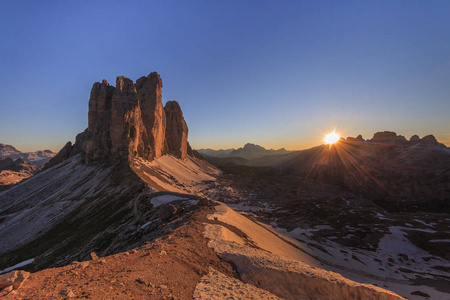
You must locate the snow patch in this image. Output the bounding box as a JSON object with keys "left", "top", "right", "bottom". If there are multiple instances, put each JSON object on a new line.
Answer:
{"left": 150, "top": 195, "right": 187, "bottom": 207}
{"left": 0, "top": 258, "right": 34, "bottom": 274}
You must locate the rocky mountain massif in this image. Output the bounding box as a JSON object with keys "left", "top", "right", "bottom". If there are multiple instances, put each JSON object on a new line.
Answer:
{"left": 281, "top": 131, "right": 450, "bottom": 213}
{"left": 205, "top": 132, "right": 450, "bottom": 213}
{"left": 0, "top": 144, "right": 55, "bottom": 167}
{"left": 0, "top": 144, "right": 56, "bottom": 186}
{"left": 0, "top": 72, "right": 414, "bottom": 299}
{"left": 45, "top": 72, "right": 192, "bottom": 170}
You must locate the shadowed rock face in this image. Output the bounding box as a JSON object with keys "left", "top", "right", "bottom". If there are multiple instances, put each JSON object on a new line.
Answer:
{"left": 409, "top": 135, "right": 421, "bottom": 145}
{"left": 371, "top": 131, "right": 408, "bottom": 145}
{"left": 109, "top": 76, "right": 148, "bottom": 160}
{"left": 52, "top": 72, "right": 190, "bottom": 165}
{"left": 165, "top": 101, "right": 189, "bottom": 159}
{"left": 88, "top": 80, "right": 114, "bottom": 129}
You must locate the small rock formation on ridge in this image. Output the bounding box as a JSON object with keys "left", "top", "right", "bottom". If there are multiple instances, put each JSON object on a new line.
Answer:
{"left": 370, "top": 131, "right": 408, "bottom": 145}
{"left": 47, "top": 72, "right": 191, "bottom": 166}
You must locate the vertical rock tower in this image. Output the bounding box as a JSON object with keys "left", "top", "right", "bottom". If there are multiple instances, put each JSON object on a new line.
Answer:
{"left": 165, "top": 101, "right": 189, "bottom": 159}
{"left": 81, "top": 72, "right": 190, "bottom": 164}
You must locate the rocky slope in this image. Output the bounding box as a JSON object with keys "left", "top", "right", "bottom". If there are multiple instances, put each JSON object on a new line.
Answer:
{"left": 279, "top": 132, "right": 450, "bottom": 213}
{"left": 204, "top": 132, "right": 450, "bottom": 213}
{"left": 0, "top": 195, "right": 407, "bottom": 300}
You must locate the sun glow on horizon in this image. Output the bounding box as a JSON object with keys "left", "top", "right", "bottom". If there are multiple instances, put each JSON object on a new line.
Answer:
{"left": 324, "top": 131, "right": 340, "bottom": 145}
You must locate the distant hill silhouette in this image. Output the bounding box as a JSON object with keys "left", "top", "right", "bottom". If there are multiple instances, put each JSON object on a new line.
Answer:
{"left": 197, "top": 143, "right": 289, "bottom": 160}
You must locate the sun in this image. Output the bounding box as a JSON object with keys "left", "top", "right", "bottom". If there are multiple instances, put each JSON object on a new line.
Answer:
{"left": 324, "top": 131, "right": 340, "bottom": 145}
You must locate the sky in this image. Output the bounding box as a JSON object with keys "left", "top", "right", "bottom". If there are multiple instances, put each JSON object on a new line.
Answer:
{"left": 1, "top": 0, "right": 449, "bottom": 152}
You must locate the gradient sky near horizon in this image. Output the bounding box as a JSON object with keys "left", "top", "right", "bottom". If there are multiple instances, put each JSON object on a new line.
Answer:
{"left": 1, "top": 1, "right": 450, "bottom": 152}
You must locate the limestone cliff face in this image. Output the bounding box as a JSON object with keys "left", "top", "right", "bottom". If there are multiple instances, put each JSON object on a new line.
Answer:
{"left": 109, "top": 76, "right": 149, "bottom": 160}
{"left": 77, "top": 72, "right": 190, "bottom": 164}
{"left": 165, "top": 101, "right": 189, "bottom": 159}
{"left": 136, "top": 73, "right": 166, "bottom": 159}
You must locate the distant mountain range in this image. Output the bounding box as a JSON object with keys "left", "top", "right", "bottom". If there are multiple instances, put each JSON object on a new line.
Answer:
{"left": 197, "top": 143, "right": 290, "bottom": 160}
{"left": 0, "top": 143, "right": 56, "bottom": 186}
{"left": 204, "top": 131, "right": 450, "bottom": 213}
{"left": 0, "top": 143, "right": 55, "bottom": 167}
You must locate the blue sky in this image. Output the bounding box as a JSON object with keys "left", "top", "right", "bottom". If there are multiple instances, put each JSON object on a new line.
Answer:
{"left": 1, "top": 1, "right": 449, "bottom": 152}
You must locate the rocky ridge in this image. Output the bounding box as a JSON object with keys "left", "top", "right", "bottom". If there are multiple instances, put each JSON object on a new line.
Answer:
{"left": 345, "top": 131, "right": 447, "bottom": 148}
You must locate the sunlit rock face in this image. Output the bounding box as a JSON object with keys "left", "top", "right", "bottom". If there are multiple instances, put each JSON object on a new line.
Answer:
{"left": 51, "top": 72, "right": 190, "bottom": 164}
{"left": 136, "top": 72, "right": 166, "bottom": 159}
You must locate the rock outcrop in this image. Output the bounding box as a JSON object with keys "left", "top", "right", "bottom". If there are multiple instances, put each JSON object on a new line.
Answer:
{"left": 0, "top": 270, "right": 30, "bottom": 291}
{"left": 52, "top": 72, "right": 190, "bottom": 165}
{"left": 165, "top": 101, "right": 189, "bottom": 159}
{"left": 421, "top": 134, "right": 443, "bottom": 147}
{"left": 346, "top": 134, "right": 365, "bottom": 142}
{"left": 370, "top": 131, "right": 408, "bottom": 145}
{"left": 43, "top": 142, "right": 75, "bottom": 170}
{"left": 0, "top": 158, "right": 14, "bottom": 171}
{"left": 409, "top": 135, "right": 421, "bottom": 145}
{"left": 368, "top": 132, "right": 446, "bottom": 148}
{"left": 0, "top": 158, "right": 36, "bottom": 173}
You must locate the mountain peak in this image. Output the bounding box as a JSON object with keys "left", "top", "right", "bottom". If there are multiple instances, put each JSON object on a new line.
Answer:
{"left": 243, "top": 143, "right": 265, "bottom": 150}
{"left": 50, "top": 72, "right": 192, "bottom": 165}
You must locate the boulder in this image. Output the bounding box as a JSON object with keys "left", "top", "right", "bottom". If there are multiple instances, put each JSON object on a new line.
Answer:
{"left": 160, "top": 204, "right": 177, "bottom": 220}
